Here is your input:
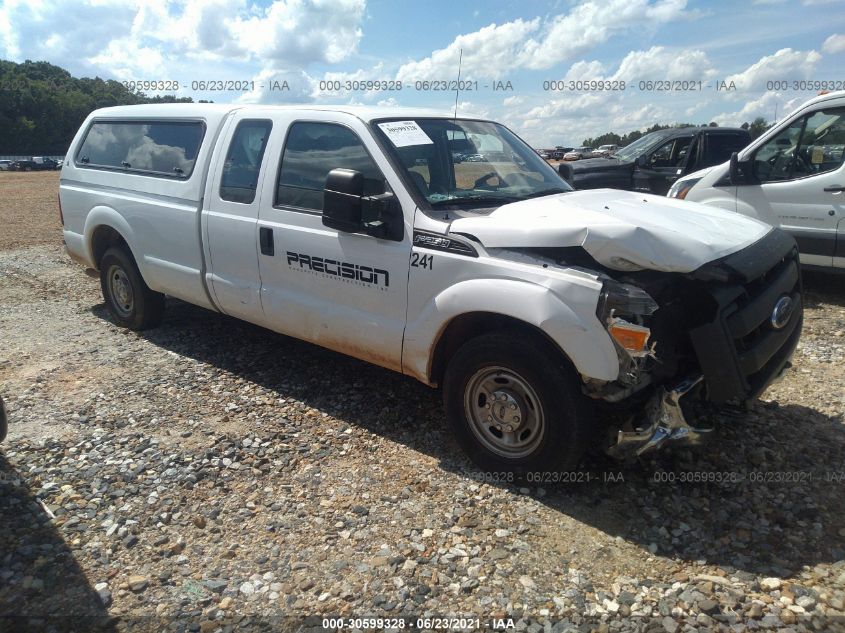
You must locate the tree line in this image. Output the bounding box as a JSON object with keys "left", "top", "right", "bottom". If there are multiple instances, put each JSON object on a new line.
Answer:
{"left": 0, "top": 59, "right": 197, "bottom": 156}
{"left": 581, "top": 118, "right": 774, "bottom": 149}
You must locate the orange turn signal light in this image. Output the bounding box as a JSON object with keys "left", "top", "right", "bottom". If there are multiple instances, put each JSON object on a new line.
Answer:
{"left": 608, "top": 319, "right": 651, "bottom": 354}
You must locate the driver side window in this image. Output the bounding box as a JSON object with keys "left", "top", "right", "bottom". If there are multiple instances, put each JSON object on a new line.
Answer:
{"left": 649, "top": 136, "right": 692, "bottom": 169}
{"left": 753, "top": 107, "right": 845, "bottom": 183}
{"left": 276, "top": 122, "right": 387, "bottom": 212}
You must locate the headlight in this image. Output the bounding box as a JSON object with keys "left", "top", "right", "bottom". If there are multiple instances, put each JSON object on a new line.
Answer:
{"left": 597, "top": 281, "right": 659, "bottom": 356}
{"left": 667, "top": 177, "right": 702, "bottom": 199}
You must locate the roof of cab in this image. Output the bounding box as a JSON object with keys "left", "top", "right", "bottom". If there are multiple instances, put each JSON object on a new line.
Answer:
{"left": 88, "top": 103, "right": 472, "bottom": 123}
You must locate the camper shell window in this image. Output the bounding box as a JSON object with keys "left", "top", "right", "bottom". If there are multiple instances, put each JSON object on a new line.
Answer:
{"left": 75, "top": 120, "right": 206, "bottom": 178}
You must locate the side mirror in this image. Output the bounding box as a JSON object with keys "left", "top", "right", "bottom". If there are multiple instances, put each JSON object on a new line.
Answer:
{"left": 633, "top": 155, "right": 643, "bottom": 169}
{"left": 323, "top": 168, "right": 403, "bottom": 241}
{"left": 728, "top": 152, "right": 753, "bottom": 185}
{"left": 323, "top": 168, "right": 364, "bottom": 233}
{"left": 558, "top": 162, "right": 574, "bottom": 185}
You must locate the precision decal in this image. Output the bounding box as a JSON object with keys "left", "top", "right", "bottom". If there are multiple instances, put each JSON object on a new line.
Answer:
{"left": 287, "top": 252, "right": 389, "bottom": 289}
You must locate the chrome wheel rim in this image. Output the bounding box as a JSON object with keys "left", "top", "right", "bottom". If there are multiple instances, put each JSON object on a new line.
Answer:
{"left": 463, "top": 366, "right": 545, "bottom": 459}
{"left": 107, "top": 265, "right": 134, "bottom": 317}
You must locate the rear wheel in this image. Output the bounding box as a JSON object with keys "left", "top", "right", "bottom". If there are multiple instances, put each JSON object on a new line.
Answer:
{"left": 443, "top": 332, "right": 590, "bottom": 475}
{"left": 99, "top": 246, "right": 165, "bottom": 330}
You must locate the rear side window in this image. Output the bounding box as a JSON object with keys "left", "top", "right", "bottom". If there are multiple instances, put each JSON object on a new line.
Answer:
{"left": 220, "top": 120, "right": 272, "bottom": 204}
{"left": 276, "top": 122, "right": 386, "bottom": 212}
{"left": 703, "top": 134, "right": 748, "bottom": 166}
{"left": 76, "top": 121, "right": 205, "bottom": 178}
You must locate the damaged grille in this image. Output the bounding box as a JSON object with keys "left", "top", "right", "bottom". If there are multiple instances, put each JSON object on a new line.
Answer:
{"left": 687, "top": 229, "right": 802, "bottom": 404}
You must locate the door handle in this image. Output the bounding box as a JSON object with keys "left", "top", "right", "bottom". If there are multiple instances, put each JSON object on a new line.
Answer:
{"left": 259, "top": 227, "right": 274, "bottom": 256}
{"left": 823, "top": 185, "right": 845, "bottom": 193}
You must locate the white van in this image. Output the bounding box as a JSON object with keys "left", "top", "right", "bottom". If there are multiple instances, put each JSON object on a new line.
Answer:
{"left": 669, "top": 91, "right": 845, "bottom": 270}
{"left": 60, "top": 104, "right": 802, "bottom": 473}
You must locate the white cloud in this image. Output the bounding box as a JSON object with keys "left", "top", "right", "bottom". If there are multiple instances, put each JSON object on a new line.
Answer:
{"left": 395, "top": 19, "right": 539, "bottom": 83}
{"left": 395, "top": 0, "right": 695, "bottom": 82}
{"left": 563, "top": 60, "right": 608, "bottom": 82}
{"left": 610, "top": 46, "right": 716, "bottom": 81}
{"left": 517, "top": 0, "right": 695, "bottom": 70}
{"left": 713, "top": 92, "right": 802, "bottom": 127}
{"left": 456, "top": 101, "right": 490, "bottom": 118}
{"left": 235, "top": 68, "right": 316, "bottom": 105}
{"left": 822, "top": 33, "right": 845, "bottom": 54}
{"left": 0, "top": 0, "right": 366, "bottom": 80}
{"left": 725, "top": 48, "right": 822, "bottom": 92}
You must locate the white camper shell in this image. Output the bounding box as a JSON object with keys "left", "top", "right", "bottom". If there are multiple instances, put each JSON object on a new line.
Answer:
{"left": 60, "top": 104, "right": 803, "bottom": 473}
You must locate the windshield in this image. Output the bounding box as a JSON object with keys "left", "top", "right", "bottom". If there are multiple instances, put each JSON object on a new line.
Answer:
{"left": 372, "top": 118, "right": 572, "bottom": 210}
{"left": 613, "top": 130, "right": 673, "bottom": 161}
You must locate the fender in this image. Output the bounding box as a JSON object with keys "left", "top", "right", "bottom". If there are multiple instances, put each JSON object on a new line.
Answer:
{"left": 82, "top": 207, "right": 145, "bottom": 277}
{"left": 403, "top": 278, "right": 620, "bottom": 385}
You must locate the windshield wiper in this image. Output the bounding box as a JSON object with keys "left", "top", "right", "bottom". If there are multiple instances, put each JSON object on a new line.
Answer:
{"left": 522, "top": 188, "right": 569, "bottom": 199}
{"left": 429, "top": 195, "right": 522, "bottom": 207}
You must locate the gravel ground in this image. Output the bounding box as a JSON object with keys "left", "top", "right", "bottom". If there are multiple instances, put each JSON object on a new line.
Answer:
{"left": 1, "top": 176, "right": 845, "bottom": 632}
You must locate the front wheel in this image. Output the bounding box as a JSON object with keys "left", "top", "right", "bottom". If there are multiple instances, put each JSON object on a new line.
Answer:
{"left": 443, "top": 332, "right": 591, "bottom": 475}
{"left": 99, "top": 246, "right": 165, "bottom": 330}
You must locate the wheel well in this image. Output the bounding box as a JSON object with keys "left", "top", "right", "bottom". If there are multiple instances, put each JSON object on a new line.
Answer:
{"left": 429, "top": 312, "right": 577, "bottom": 386}
{"left": 91, "top": 226, "right": 129, "bottom": 270}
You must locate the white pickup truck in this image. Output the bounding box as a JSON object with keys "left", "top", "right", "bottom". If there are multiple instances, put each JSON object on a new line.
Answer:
{"left": 60, "top": 104, "right": 802, "bottom": 473}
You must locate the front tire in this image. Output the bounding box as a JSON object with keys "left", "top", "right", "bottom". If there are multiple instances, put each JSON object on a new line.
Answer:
{"left": 443, "top": 332, "right": 590, "bottom": 475}
{"left": 99, "top": 246, "right": 165, "bottom": 330}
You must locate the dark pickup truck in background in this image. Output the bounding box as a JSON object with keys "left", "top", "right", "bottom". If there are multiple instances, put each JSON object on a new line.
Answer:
{"left": 11, "top": 157, "right": 61, "bottom": 171}
{"left": 558, "top": 127, "right": 750, "bottom": 195}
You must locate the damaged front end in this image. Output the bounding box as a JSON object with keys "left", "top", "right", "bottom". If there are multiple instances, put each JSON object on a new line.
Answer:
{"left": 584, "top": 229, "right": 802, "bottom": 458}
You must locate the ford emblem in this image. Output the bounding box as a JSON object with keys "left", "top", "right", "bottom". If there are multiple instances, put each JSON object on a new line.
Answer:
{"left": 770, "top": 295, "right": 793, "bottom": 330}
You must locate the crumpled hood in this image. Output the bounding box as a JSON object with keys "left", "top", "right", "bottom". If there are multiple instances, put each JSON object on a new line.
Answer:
{"left": 449, "top": 189, "right": 771, "bottom": 273}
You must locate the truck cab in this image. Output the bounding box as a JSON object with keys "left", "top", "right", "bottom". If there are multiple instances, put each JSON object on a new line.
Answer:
{"left": 59, "top": 104, "right": 802, "bottom": 474}
{"left": 561, "top": 127, "right": 750, "bottom": 196}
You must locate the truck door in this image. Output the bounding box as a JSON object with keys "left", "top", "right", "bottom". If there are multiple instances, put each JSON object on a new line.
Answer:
{"left": 735, "top": 106, "right": 845, "bottom": 268}
{"left": 255, "top": 115, "right": 412, "bottom": 372}
{"left": 204, "top": 114, "right": 273, "bottom": 322}
{"left": 633, "top": 133, "right": 694, "bottom": 195}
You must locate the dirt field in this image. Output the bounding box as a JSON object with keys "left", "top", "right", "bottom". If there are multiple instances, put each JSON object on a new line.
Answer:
{"left": 0, "top": 172, "right": 62, "bottom": 249}
{"left": 1, "top": 174, "right": 844, "bottom": 631}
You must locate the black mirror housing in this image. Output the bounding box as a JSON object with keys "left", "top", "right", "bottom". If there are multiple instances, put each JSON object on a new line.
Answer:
{"left": 557, "top": 162, "right": 574, "bottom": 185}
{"left": 323, "top": 168, "right": 365, "bottom": 232}
{"left": 728, "top": 152, "right": 754, "bottom": 185}
{"left": 323, "top": 168, "right": 403, "bottom": 241}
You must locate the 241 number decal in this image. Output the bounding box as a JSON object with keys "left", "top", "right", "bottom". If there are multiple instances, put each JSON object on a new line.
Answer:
{"left": 411, "top": 253, "right": 434, "bottom": 269}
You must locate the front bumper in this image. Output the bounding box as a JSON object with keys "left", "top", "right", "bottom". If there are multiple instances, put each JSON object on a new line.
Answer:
{"left": 609, "top": 358, "right": 795, "bottom": 458}
{"left": 608, "top": 375, "right": 710, "bottom": 458}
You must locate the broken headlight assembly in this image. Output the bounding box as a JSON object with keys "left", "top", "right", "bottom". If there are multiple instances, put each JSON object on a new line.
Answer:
{"left": 596, "top": 280, "right": 661, "bottom": 388}
{"left": 597, "top": 280, "right": 659, "bottom": 354}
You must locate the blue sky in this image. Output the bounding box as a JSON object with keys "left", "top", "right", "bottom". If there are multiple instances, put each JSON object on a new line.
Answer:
{"left": 2, "top": 0, "right": 844, "bottom": 146}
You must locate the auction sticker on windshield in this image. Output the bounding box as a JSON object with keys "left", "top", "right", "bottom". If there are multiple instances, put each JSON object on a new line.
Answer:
{"left": 377, "top": 120, "right": 433, "bottom": 147}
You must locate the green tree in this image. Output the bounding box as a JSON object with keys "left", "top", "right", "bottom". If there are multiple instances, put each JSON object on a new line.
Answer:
{"left": 0, "top": 59, "right": 194, "bottom": 155}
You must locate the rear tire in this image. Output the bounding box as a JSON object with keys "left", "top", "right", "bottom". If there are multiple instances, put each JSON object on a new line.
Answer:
{"left": 99, "top": 246, "right": 165, "bottom": 330}
{"left": 443, "top": 332, "right": 590, "bottom": 475}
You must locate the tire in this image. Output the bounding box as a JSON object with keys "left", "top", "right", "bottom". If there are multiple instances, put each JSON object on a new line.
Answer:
{"left": 99, "top": 246, "right": 165, "bottom": 330}
{"left": 443, "top": 332, "right": 591, "bottom": 475}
